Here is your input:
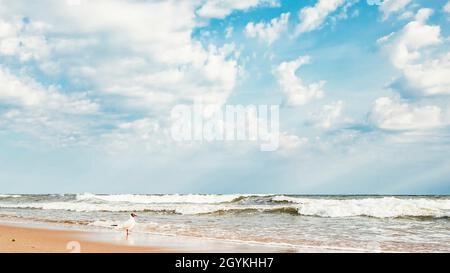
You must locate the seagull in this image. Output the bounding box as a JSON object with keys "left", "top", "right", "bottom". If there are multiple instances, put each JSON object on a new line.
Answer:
{"left": 113, "top": 213, "right": 138, "bottom": 237}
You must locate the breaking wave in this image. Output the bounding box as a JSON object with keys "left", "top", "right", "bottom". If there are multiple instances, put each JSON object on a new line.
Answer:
{"left": 0, "top": 194, "right": 21, "bottom": 198}
{"left": 0, "top": 194, "right": 449, "bottom": 219}
{"left": 75, "top": 193, "right": 249, "bottom": 204}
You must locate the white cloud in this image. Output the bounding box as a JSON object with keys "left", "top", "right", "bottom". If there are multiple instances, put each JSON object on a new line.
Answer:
{"left": 0, "top": 67, "right": 98, "bottom": 114}
{"left": 76, "top": 43, "right": 239, "bottom": 109}
{"left": 273, "top": 56, "right": 325, "bottom": 106}
{"left": 378, "top": 8, "right": 450, "bottom": 96}
{"left": 0, "top": 1, "right": 242, "bottom": 110}
{"left": 0, "top": 67, "right": 99, "bottom": 147}
{"left": 370, "top": 97, "right": 446, "bottom": 130}
{"left": 330, "top": 0, "right": 359, "bottom": 23}
{"left": 0, "top": 19, "right": 51, "bottom": 61}
{"left": 311, "top": 100, "right": 345, "bottom": 129}
{"left": 378, "top": 9, "right": 441, "bottom": 68}
{"left": 398, "top": 53, "right": 450, "bottom": 96}
{"left": 0, "top": 0, "right": 248, "bottom": 148}
{"left": 0, "top": 108, "right": 95, "bottom": 148}
{"left": 295, "top": 0, "right": 346, "bottom": 35}
{"left": 379, "top": 0, "right": 412, "bottom": 20}
{"left": 445, "top": 1, "right": 450, "bottom": 13}
{"left": 279, "top": 132, "right": 308, "bottom": 152}
{"left": 118, "top": 118, "right": 160, "bottom": 137}
{"left": 99, "top": 117, "right": 171, "bottom": 153}
{"left": 0, "top": 17, "right": 94, "bottom": 63}
{"left": 398, "top": 10, "right": 414, "bottom": 20}
{"left": 245, "top": 13, "right": 290, "bottom": 45}
{"left": 197, "top": 0, "right": 279, "bottom": 19}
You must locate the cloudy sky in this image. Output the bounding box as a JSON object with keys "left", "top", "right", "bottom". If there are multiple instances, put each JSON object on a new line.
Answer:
{"left": 1, "top": 0, "right": 450, "bottom": 194}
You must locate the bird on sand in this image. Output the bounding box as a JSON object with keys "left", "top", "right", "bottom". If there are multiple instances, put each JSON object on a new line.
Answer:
{"left": 113, "top": 213, "right": 138, "bottom": 237}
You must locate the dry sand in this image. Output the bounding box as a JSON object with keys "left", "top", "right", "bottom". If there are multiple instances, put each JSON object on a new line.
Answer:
{"left": 0, "top": 224, "right": 171, "bottom": 253}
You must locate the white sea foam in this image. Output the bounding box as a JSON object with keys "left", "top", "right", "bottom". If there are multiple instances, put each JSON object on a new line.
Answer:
{"left": 0, "top": 201, "right": 293, "bottom": 215}
{"left": 272, "top": 196, "right": 450, "bottom": 218}
{"left": 1, "top": 195, "right": 449, "bottom": 218}
{"left": 0, "top": 194, "right": 21, "bottom": 198}
{"left": 271, "top": 195, "right": 303, "bottom": 203}
{"left": 76, "top": 193, "right": 246, "bottom": 204}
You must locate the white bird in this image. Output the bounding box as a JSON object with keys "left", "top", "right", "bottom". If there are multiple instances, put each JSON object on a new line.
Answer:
{"left": 115, "top": 213, "right": 138, "bottom": 237}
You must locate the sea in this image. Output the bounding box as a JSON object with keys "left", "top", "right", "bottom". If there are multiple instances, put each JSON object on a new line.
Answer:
{"left": 0, "top": 194, "right": 449, "bottom": 252}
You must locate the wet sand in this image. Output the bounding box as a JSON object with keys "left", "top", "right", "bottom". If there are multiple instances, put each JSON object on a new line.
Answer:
{"left": 0, "top": 224, "right": 171, "bottom": 253}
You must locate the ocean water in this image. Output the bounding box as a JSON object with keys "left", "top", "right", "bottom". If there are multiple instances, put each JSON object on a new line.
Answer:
{"left": 0, "top": 194, "right": 449, "bottom": 252}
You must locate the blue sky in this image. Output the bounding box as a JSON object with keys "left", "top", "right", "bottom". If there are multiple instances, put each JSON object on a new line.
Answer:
{"left": 1, "top": 0, "right": 450, "bottom": 194}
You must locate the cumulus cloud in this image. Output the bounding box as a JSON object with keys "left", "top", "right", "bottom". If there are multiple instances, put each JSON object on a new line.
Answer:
{"left": 310, "top": 100, "right": 345, "bottom": 129}
{"left": 0, "top": 18, "right": 51, "bottom": 61}
{"left": 1, "top": 1, "right": 241, "bottom": 108}
{"left": 0, "top": 17, "right": 97, "bottom": 64}
{"left": 295, "top": 0, "right": 346, "bottom": 35}
{"left": 0, "top": 65, "right": 99, "bottom": 146}
{"left": 445, "top": 1, "right": 450, "bottom": 13}
{"left": 378, "top": 8, "right": 450, "bottom": 97}
{"left": 370, "top": 97, "right": 446, "bottom": 131}
{"left": 379, "top": 0, "right": 412, "bottom": 20}
{"left": 245, "top": 13, "right": 290, "bottom": 45}
{"left": 101, "top": 118, "right": 165, "bottom": 152}
{"left": 378, "top": 9, "right": 441, "bottom": 68}
{"left": 0, "top": 67, "right": 98, "bottom": 114}
{"left": 396, "top": 53, "right": 450, "bottom": 97}
{"left": 197, "top": 0, "right": 279, "bottom": 19}
{"left": 119, "top": 118, "right": 159, "bottom": 131}
{"left": 78, "top": 43, "right": 239, "bottom": 109}
{"left": 279, "top": 132, "right": 308, "bottom": 152}
{"left": 273, "top": 56, "right": 325, "bottom": 106}
{"left": 0, "top": 0, "right": 248, "bottom": 147}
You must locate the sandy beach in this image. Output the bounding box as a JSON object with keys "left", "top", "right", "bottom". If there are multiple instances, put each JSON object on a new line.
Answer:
{"left": 0, "top": 224, "right": 170, "bottom": 253}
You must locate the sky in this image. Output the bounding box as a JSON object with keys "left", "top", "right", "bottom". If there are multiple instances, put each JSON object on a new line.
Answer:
{"left": 0, "top": 0, "right": 450, "bottom": 194}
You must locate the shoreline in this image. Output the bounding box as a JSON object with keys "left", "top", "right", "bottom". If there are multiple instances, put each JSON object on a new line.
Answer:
{"left": 0, "top": 223, "right": 173, "bottom": 253}
{"left": 0, "top": 220, "right": 314, "bottom": 253}
{"left": 0, "top": 219, "right": 444, "bottom": 253}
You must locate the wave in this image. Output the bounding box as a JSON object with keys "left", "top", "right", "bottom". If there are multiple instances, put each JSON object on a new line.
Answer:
{"left": 0, "top": 194, "right": 21, "bottom": 198}
{"left": 225, "top": 195, "right": 287, "bottom": 204}
{"left": 287, "top": 196, "right": 450, "bottom": 218}
{"left": 206, "top": 207, "right": 300, "bottom": 216}
{"left": 0, "top": 201, "right": 298, "bottom": 215}
{"left": 1, "top": 195, "right": 449, "bottom": 219}
{"left": 271, "top": 195, "right": 303, "bottom": 204}
{"left": 76, "top": 193, "right": 249, "bottom": 204}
